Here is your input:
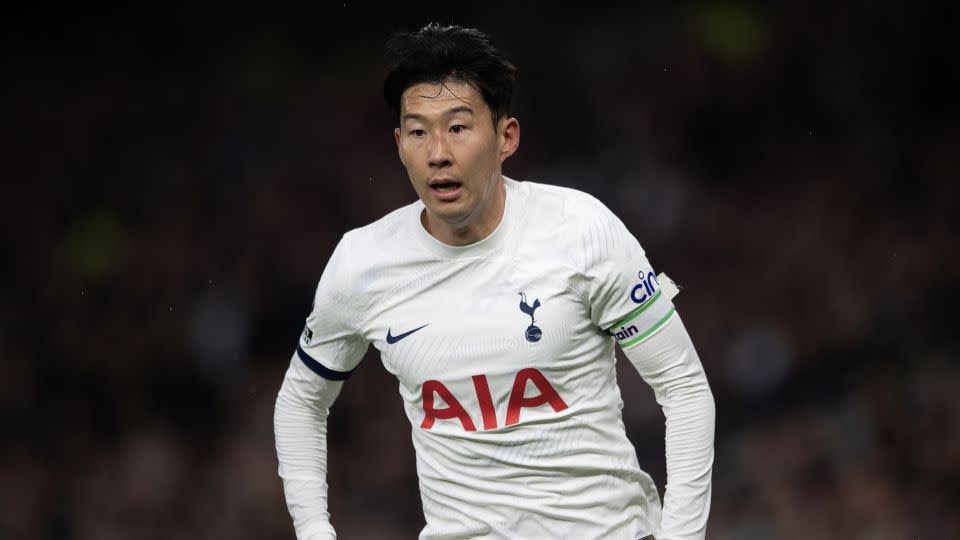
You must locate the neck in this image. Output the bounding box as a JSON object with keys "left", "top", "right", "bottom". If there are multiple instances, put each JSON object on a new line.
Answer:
{"left": 423, "top": 177, "right": 506, "bottom": 246}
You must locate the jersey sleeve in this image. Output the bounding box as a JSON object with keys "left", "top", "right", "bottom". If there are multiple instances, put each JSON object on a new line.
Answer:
{"left": 296, "top": 233, "right": 370, "bottom": 380}
{"left": 577, "top": 201, "right": 676, "bottom": 349}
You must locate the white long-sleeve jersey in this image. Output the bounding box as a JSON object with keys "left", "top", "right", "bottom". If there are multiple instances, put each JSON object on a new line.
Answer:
{"left": 275, "top": 177, "right": 714, "bottom": 539}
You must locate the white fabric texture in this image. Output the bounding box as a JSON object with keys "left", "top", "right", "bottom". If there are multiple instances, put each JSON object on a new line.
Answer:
{"left": 622, "top": 312, "right": 715, "bottom": 540}
{"left": 274, "top": 355, "right": 343, "bottom": 539}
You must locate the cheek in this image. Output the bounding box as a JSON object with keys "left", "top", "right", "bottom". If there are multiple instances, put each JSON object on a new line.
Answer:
{"left": 462, "top": 139, "right": 496, "bottom": 166}
{"left": 399, "top": 144, "right": 420, "bottom": 168}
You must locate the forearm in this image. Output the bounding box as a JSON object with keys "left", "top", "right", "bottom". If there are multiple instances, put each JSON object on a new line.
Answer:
{"left": 274, "top": 355, "right": 344, "bottom": 540}
{"left": 623, "top": 313, "right": 715, "bottom": 540}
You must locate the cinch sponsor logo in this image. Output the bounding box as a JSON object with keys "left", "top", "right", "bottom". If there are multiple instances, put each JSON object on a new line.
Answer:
{"left": 630, "top": 270, "right": 660, "bottom": 304}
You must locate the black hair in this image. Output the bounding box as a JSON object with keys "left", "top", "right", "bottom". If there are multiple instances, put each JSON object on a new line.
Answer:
{"left": 383, "top": 23, "right": 517, "bottom": 126}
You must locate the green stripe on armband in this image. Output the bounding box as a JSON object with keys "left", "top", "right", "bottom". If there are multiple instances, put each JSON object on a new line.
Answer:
{"left": 611, "top": 290, "right": 663, "bottom": 329}
{"left": 620, "top": 307, "right": 676, "bottom": 348}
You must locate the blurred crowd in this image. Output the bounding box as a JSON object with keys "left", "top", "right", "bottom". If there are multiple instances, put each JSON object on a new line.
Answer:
{"left": 2, "top": 3, "right": 957, "bottom": 539}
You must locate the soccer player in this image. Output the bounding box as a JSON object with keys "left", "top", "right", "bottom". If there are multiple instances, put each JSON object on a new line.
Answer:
{"left": 274, "top": 23, "right": 715, "bottom": 540}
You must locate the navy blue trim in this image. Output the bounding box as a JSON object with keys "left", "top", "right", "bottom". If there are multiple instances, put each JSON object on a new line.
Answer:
{"left": 296, "top": 344, "right": 355, "bottom": 381}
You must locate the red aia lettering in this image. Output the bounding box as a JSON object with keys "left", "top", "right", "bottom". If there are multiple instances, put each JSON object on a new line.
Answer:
{"left": 472, "top": 374, "right": 498, "bottom": 431}
{"left": 505, "top": 368, "right": 569, "bottom": 426}
{"left": 421, "top": 380, "right": 477, "bottom": 431}
{"left": 420, "top": 368, "right": 568, "bottom": 431}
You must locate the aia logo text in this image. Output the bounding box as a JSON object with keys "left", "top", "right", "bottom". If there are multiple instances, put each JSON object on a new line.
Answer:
{"left": 421, "top": 368, "right": 568, "bottom": 431}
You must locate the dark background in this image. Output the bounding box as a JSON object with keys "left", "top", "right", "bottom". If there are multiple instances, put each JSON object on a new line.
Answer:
{"left": 2, "top": 2, "right": 958, "bottom": 539}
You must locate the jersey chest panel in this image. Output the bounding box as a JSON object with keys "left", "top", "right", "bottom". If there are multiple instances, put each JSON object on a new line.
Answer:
{"left": 364, "top": 256, "right": 609, "bottom": 431}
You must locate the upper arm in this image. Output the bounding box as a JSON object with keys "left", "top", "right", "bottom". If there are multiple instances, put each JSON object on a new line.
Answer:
{"left": 296, "top": 234, "right": 370, "bottom": 381}
{"left": 576, "top": 200, "right": 676, "bottom": 348}
{"left": 278, "top": 351, "right": 346, "bottom": 411}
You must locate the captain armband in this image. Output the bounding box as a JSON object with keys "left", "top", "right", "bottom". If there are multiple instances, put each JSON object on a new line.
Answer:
{"left": 609, "top": 272, "right": 681, "bottom": 349}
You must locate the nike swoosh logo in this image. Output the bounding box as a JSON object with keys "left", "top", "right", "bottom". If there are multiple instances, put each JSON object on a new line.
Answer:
{"left": 385, "top": 324, "right": 429, "bottom": 344}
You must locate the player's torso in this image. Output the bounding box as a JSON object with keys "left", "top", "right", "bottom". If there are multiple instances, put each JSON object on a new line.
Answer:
{"left": 357, "top": 244, "right": 659, "bottom": 540}
{"left": 344, "top": 181, "right": 659, "bottom": 538}
{"left": 362, "top": 250, "right": 612, "bottom": 434}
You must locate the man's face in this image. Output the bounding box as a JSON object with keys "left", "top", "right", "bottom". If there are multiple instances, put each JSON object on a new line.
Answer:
{"left": 395, "top": 80, "right": 517, "bottom": 230}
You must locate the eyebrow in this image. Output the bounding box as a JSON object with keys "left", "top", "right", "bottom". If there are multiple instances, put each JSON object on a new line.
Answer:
{"left": 402, "top": 106, "right": 475, "bottom": 123}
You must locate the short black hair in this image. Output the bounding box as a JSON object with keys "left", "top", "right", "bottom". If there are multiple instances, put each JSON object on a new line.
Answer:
{"left": 383, "top": 23, "right": 517, "bottom": 126}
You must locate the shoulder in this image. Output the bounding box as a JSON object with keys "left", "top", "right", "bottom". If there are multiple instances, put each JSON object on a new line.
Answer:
{"left": 512, "top": 178, "right": 646, "bottom": 276}
{"left": 320, "top": 198, "right": 424, "bottom": 296}
{"left": 334, "top": 199, "right": 420, "bottom": 262}
{"left": 514, "top": 178, "right": 625, "bottom": 233}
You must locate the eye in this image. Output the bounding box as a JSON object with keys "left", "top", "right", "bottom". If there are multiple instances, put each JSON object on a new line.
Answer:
{"left": 450, "top": 124, "right": 467, "bottom": 134}
{"left": 409, "top": 129, "right": 426, "bottom": 137}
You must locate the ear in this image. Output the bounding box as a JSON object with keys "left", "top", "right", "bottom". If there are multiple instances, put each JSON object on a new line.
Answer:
{"left": 498, "top": 117, "right": 520, "bottom": 163}
{"left": 394, "top": 127, "right": 405, "bottom": 165}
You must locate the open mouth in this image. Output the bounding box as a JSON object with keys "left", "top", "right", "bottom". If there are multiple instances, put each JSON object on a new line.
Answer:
{"left": 430, "top": 180, "right": 462, "bottom": 193}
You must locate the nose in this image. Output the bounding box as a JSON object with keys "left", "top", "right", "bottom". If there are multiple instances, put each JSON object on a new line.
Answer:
{"left": 427, "top": 135, "right": 452, "bottom": 169}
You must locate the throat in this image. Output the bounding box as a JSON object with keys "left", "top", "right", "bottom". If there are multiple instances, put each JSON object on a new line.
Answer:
{"left": 422, "top": 211, "right": 492, "bottom": 246}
